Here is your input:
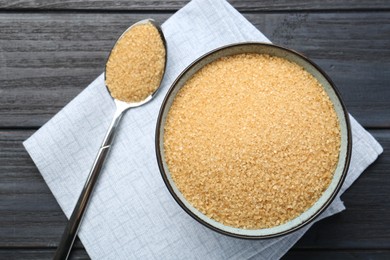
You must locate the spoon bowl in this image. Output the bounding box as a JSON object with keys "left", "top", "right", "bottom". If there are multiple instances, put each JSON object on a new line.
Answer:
{"left": 105, "top": 19, "right": 167, "bottom": 110}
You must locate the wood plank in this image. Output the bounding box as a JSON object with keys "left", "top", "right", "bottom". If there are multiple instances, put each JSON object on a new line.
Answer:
{"left": 1, "top": 249, "right": 390, "bottom": 260}
{"left": 0, "top": 248, "right": 89, "bottom": 260}
{"left": 0, "top": 0, "right": 389, "bottom": 11}
{"left": 0, "top": 129, "right": 389, "bottom": 249}
{"left": 1, "top": 12, "right": 389, "bottom": 128}
{"left": 0, "top": 130, "right": 84, "bottom": 249}
{"left": 283, "top": 250, "right": 390, "bottom": 260}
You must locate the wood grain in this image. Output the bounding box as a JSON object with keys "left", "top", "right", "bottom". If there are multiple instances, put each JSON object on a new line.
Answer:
{"left": 0, "top": 248, "right": 89, "bottom": 260}
{"left": 1, "top": 248, "right": 390, "bottom": 260}
{"left": 284, "top": 250, "right": 390, "bottom": 260}
{"left": 0, "top": 130, "right": 389, "bottom": 250}
{"left": 0, "top": 0, "right": 389, "bottom": 11}
{"left": 1, "top": 12, "right": 389, "bottom": 128}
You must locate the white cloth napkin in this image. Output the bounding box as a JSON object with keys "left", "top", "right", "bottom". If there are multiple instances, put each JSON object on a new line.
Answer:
{"left": 24, "top": 0, "right": 383, "bottom": 259}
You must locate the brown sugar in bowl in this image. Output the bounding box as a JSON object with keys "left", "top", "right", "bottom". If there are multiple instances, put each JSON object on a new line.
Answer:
{"left": 155, "top": 43, "right": 352, "bottom": 239}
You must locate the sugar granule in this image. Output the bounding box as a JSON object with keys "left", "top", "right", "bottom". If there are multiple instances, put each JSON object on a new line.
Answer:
{"left": 164, "top": 53, "right": 341, "bottom": 229}
{"left": 105, "top": 22, "right": 165, "bottom": 102}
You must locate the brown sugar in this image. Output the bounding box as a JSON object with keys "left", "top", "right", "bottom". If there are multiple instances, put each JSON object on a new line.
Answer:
{"left": 163, "top": 53, "right": 341, "bottom": 229}
{"left": 105, "top": 22, "right": 165, "bottom": 102}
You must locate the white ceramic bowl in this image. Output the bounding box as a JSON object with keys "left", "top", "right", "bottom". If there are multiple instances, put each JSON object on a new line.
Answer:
{"left": 156, "top": 42, "right": 352, "bottom": 239}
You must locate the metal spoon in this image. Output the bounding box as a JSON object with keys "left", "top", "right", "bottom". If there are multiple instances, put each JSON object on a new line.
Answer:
{"left": 54, "top": 19, "right": 167, "bottom": 260}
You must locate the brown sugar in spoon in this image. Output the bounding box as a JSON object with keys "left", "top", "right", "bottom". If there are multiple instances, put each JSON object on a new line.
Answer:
{"left": 54, "top": 19, "right": 167, "bottom": 260}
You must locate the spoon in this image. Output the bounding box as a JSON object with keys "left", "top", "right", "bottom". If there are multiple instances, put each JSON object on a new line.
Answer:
{"left": 54, "top": 19, "right": 167, "bottom": 260}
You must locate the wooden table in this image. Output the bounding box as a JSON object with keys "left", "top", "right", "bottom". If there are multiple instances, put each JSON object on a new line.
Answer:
{"left": 1, "top": 1, "right": 389, "bottom": 259}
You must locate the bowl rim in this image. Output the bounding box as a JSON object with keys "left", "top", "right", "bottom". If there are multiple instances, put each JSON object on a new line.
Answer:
{"left": 155, "top": 42, "right": 352, "bottom": 239}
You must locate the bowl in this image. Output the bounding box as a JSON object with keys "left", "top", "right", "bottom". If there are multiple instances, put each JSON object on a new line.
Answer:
{"left": 155, "top": 42, "right": 352, "bottom": 239}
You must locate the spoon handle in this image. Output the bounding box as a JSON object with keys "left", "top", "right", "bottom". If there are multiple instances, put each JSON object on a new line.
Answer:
{"left": 54, "top": 106, "right": 125, "bottom": 260}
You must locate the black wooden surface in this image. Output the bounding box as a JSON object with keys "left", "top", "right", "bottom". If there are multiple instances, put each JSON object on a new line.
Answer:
{"left": 1, "top": 0, "right": 390, "bottom": 11}
{"left": 0, "top": 0, "right": 389, "bottom": 259}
